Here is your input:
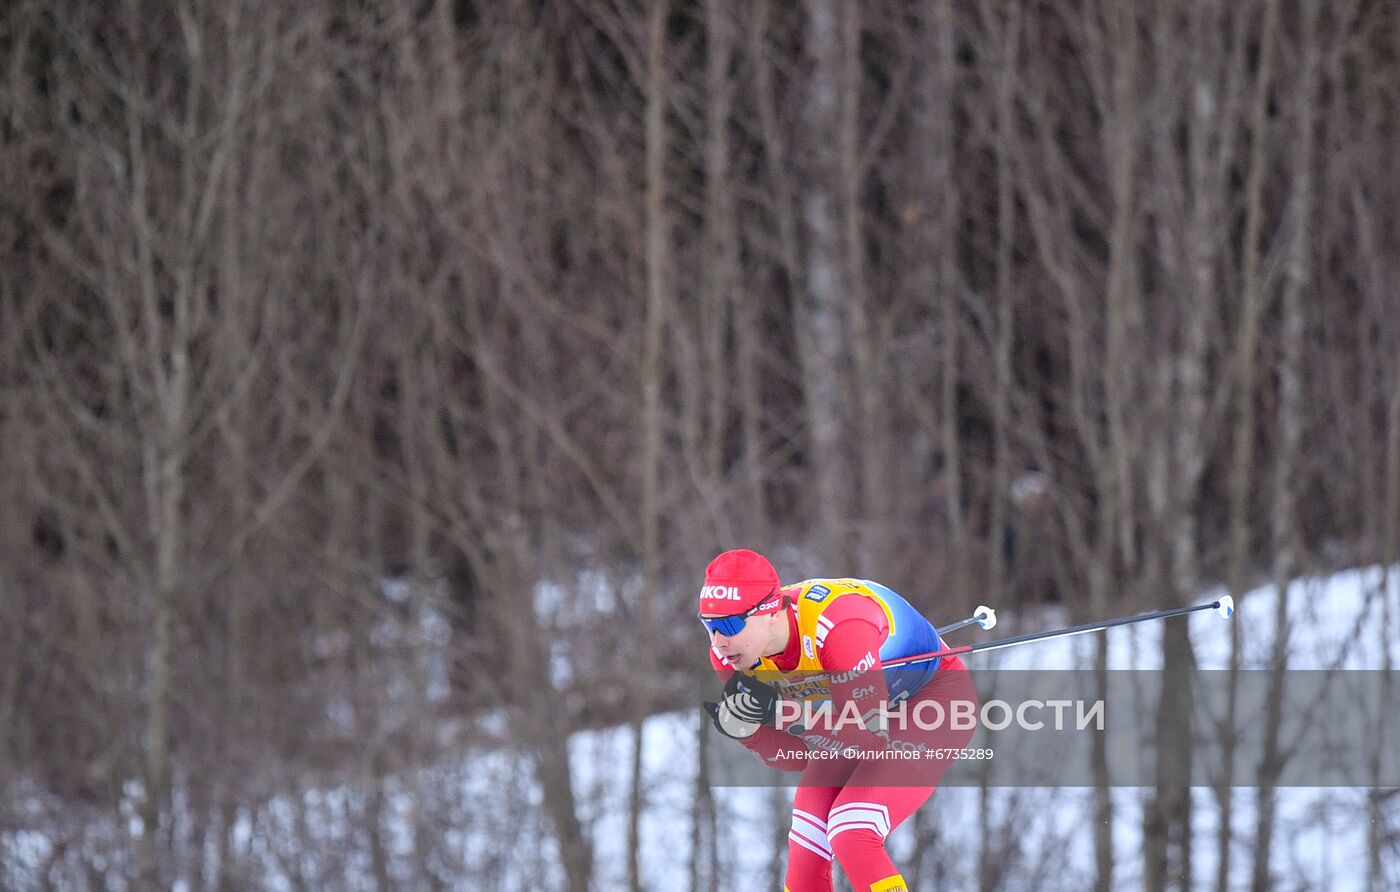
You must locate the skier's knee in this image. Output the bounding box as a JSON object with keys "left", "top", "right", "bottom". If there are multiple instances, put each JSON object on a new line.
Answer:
{"left": 827, "top": 823, "right": 884, "bottom": 871}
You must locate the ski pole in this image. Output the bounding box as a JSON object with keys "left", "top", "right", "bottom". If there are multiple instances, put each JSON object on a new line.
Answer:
{"left": 884, "top": 596, "right": 1235, "bottom": 669}
{"left": 936, "top": 604, "right": 998, "bottom": 636}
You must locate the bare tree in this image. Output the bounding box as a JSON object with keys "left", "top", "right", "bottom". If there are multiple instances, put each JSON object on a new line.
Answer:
{"left": 1249, "top": 4, "right": 1320, "bottom": 890}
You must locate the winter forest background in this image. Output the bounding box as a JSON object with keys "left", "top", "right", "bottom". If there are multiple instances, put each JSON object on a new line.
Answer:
{"left": 1, "top": 0, "right": 1398, "bottom": 890}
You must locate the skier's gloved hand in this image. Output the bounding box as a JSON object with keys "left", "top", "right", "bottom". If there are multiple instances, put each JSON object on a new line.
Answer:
{"left": 701, "top": 700, "right": 731, "bottom": 735}
{"left": 724, "top": 669, "right": 780, "bottom": 724}
{"left": 704, "top": 672, "right": 779, "bottom": 740}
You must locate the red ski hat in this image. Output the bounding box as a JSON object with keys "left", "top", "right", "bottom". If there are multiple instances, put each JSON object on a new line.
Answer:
{"left": 699, "top": 549, "right": 782, "bottom": 616}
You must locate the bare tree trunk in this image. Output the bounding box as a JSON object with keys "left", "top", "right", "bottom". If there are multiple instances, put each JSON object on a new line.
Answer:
{"left": 1170, "top": 132, "right": 1220, "bottom": 888}
{"left": 126, "top": 18, "right": 200, "bottom": 875}
{"left": 1085, "top": 2, "right": 1151, "bottom": 883}
{"left": 1222, "top": 0, "right": 1280, "bottom": 886}
{"left": 977, "top": 6, "right": 1026, "bottom": 889}
{"left": 628, "top": 5, "right": 672, "bottom": 890}
{"left": 368, "top": 772, "right": 392, "bottom": 892}
{"left": 799, "top": 0, "right": 855, "bottom": 566}
{"left": 702, "top": 0, "right": 740, "bottom": 514}
{"left": 986, "top": 0, "right": 1021, "bottom": 605}
{"left": 769, "top": 787, "right": 789, "bottom": 892}
{"left": 834, "top": 0, "right": 888, "bottom": 572}
{"left": 1225, "top": 0, "right": 1279, "bottom": 681}
{"left": 1099, "top": 0, "right": 1144, "bottom": 591}
{"left": 1175, "top": 7, "right": 1250, "bottom": 887}
{"left": 1251, "top": 4, "right": 1317, "bottom": 888}
{"left": 1091, "top": 629, "right": 1113, "bottom": 892}
{"left": 693, "top": 4, "right": 736, "bottom": 888}
{"left": 749, "top": 0, "right": 810, "bottom": 548}
{"left": 1371, "top": 17, "right": 1400, "bottom": 887}
{"left": 911, "top": 0, "right": 966, "bottom": 606}
{"left": 1372, "top": 364, "right": 1400, "bottom": 890}
{"left": 692, "top": 708, "right": 720, "bottom": 892}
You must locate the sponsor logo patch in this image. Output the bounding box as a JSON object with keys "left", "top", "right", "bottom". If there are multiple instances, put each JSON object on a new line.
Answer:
{"left": 804, "top": 584, "right": 831, "bottom": 603}
{"left": 829, "top": 651, "right": 877, "bottom": 685}
{"left": 702, "top": 585, "right": 742, "bottom": 600}
{"left": 778, "top": 677, "right": 830, "bottom": 700}
{"left": 803, "top": 635, "right": 815, "bottom": 659}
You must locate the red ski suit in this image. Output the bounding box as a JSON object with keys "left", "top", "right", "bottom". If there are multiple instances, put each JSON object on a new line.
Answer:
{"left": 711, "top": 586, "right": 979, "bottom": 891}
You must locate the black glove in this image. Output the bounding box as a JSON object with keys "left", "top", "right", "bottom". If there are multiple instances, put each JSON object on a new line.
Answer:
{"left": 704, "top": 672, "right": 779, "bottom": 740}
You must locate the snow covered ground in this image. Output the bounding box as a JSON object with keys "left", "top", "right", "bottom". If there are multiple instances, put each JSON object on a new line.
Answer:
{"left": 3, "top": 566, "right": 1396, "bottom": 889}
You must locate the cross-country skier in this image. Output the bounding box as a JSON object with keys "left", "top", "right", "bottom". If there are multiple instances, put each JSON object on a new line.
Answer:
{"left": 699, "top": 548, "right": 978, "bottom": 892}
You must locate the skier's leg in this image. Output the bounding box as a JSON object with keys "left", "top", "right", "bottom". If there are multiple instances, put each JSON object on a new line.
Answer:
{"left": 785, "top": 783, "right": 840, "bottom": 892}
{"left": 828, "top": 658, "right": 979, "bottom": 890}
{"left": 825, "top": 784, "right": 927, "bottom": 891}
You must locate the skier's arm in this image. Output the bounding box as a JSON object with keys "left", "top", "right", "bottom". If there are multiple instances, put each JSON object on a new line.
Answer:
{"left": 818, "top": 615, "right": 893, "bottom": 754}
